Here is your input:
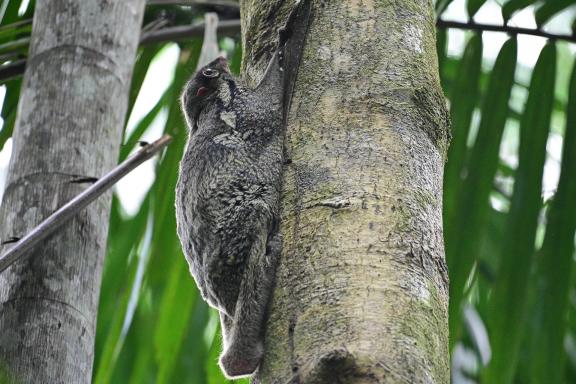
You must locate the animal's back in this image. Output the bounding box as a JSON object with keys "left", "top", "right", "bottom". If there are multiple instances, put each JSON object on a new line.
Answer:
{"left": 175, "top": 88, "right": 282, "bottom": 315}
{"left": 175, "top": 2, "right": 311, "bottom": 375}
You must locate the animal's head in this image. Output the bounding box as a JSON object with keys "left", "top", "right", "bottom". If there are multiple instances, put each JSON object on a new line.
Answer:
{"left": 181, "top": 56, "right": 233, "bottom": 131}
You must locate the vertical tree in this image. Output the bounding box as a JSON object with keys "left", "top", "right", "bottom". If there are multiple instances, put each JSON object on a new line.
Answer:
{"left": 240, "top": 1, "right": 450, "bottom": 382}
{"left": 0, "top": 0, "right": 145, "bottom": 382}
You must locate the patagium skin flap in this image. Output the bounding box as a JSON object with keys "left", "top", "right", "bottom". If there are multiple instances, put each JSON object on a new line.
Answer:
{"left": 176, "top": 1, "right": 311, "bottom": 377}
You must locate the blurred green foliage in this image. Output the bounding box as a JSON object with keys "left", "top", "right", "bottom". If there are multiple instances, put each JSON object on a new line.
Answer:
{"left": 0, "top": 0, "right": 575, "bottom": 383}
{"left": 439, "top": 2, "right": 576, "bottom": 383}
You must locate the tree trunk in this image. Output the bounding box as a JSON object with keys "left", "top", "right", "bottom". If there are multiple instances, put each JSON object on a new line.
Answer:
{"left": 240, "top": 1, "right": 450, "bottom": 383}
{"left": 0, "top": 1, "right": 145, "bottom": 382}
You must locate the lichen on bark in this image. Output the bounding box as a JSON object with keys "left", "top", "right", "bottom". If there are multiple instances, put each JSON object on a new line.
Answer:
{"left": 240, "top": 1, "right": 449, "bottom": 383}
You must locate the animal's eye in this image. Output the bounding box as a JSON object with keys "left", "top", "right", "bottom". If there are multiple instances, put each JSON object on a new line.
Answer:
{"left": 202, "top": 68, "right": 219, "bottom": 78}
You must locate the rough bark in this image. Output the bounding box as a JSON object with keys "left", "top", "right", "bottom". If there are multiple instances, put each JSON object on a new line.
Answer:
{"left": 240, "top": 1, "right": 450, "bottom": 383}
{"left": 0, "top": 1, "right": 145, "bottom": 383}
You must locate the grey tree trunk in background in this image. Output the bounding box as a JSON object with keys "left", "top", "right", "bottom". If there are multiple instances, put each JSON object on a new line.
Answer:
{"left": 241, "top": 1, "right": 450, "bottom": 382}
{"left": 0, "top": 1, "right": 145, "bottom": 383}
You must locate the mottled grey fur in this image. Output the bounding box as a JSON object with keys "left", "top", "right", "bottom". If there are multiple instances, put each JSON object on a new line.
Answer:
{"left": 175, "top": 1, "right": 310, "bottom": 378}
{"left": 176, "top": 54, "right": 283, "bottom": 378}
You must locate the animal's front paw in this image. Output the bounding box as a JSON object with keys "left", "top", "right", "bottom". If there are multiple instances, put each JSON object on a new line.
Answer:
{"left": 218, "top": 341, "right": 264, "bottom": 378}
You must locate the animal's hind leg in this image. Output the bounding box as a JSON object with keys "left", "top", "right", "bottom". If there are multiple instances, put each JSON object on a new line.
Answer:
{"left": 219, "top": 311, "right": 233, "bottom": 350}
{"left": 218, "top": 214, "right": 280, "bottom": 378}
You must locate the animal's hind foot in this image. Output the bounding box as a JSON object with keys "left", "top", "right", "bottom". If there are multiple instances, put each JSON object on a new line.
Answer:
{"left": 218, "top": 341, "right": 264, "bottom": 378}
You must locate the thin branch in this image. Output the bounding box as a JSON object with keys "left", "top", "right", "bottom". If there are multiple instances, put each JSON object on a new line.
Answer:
{"left": 0, "top": 135, "right": 172, "bottom": 273}
{"left": 436, "top": 19, "right": 576, "bottom": 44}
{"left": 139, "top": 19, "right": 240, "bottom": 45}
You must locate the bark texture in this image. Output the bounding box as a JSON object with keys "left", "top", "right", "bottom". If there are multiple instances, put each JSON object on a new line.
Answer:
{"left": 240, "top": 1, "right": 450, "bottom": 383}
{"left": 0, "top": 1, "right": 145, "bottom": 382}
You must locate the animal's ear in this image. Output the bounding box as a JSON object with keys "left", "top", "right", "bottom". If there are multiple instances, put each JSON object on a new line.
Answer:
{"left": 202, "top": 68, "right": 220, "bottom": 79}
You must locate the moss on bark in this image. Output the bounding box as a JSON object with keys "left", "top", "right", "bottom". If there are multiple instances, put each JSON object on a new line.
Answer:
{"left": 240, "top": 1, "right": 450, "bottom": 382}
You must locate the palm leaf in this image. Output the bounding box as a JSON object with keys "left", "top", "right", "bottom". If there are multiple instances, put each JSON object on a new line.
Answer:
{"left": 447, "top": 37, "right": 518, "bottom": 344}
{"left": 502, "top": 0, "right": 534, "bottom": 23}
{"left": 535, "top": 0, "right": 576, "bottom": 27}
{"left": 443, "top": 33, "right": 483, "bottom": 230}
{"left": 527, "top": 57, "right": 576, "bottom": 384}
{"left": 484, "top": 42, "right": 556, "bottom": 384}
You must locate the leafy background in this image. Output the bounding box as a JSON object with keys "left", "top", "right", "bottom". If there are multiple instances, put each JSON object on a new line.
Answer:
{"left": 0, "top": 0, "right": 574, "bottom": 383}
